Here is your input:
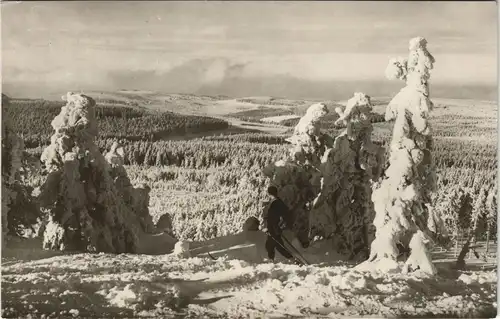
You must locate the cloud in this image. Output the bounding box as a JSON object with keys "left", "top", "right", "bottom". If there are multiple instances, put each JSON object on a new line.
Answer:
{"left": 3, "top": 50, "right": 496, "bottom": 101}
{"left": 2, "top": 1, "right": 496, "bottom": 100}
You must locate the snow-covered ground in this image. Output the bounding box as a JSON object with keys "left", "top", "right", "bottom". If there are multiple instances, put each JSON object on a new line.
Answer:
{"left": 260, "top": 115, "right": 301, "bottom": 124}
{"left": 2, "top": 231, "right": 497, "bottom": 318}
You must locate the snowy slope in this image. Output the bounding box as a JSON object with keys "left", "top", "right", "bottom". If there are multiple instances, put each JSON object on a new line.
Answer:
{"left": 1, "top": 231, "right": 497, "bottom": 318}
{"left": 260, "top": 115, "right": 301, "bottom": 124}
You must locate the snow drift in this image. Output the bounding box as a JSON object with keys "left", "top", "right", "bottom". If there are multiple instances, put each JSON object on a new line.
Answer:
{"left": 1, "top": 242, "right": 496, "bottom": 318}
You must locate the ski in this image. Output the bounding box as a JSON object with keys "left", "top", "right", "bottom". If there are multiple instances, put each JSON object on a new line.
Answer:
{"left": 281, "top": 235, "right": 310, "bottom": 265}
{"left": 207, "top": 251, "right": 218, "bottom": 260}
{"left": 266, "top": 232, "right": 309, "bottom": 266}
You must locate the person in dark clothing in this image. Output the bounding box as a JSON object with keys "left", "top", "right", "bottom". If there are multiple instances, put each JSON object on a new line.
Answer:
{"left": 262, "top": 186, "right": 294, "bottom": 261}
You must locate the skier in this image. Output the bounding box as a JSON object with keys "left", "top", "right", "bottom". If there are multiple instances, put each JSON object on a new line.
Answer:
{"left": 262, "top": 186, "right": 296, "bottom": 263}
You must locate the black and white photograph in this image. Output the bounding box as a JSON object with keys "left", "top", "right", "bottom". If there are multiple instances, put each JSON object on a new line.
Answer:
{"left": 1, "top": 1, "right": 498, "bottom": 318}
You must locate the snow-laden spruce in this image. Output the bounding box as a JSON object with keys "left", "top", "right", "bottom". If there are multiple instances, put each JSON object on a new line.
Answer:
{"left": 263, "top": 102, "right": 331, "bottom": 246}
{"left": 264, "top": 96, "right": 383, "bottom": 258}
{"left": 310, "top": 93, "right": 384, "bottom": 260}
{"left": 1, "top": 93, "right": 24, "bottom": 248}
{"left": 1, "top": 94, "right": 40, "bottom": 247}
{"left": 358, "top": 37, "right": 438, "bottom": 274}
{"left": 286, "top": 102, "right": 332, "bottom": 166}
{"left": 38, "top": 92, "right": 153, "bottom": 253}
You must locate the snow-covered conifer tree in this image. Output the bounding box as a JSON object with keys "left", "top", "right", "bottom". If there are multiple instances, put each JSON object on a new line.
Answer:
{"left": 39, "top": 92, "right": 151, "bottom": 253}
{"left": 358, "top": 37, "right": 438, "bottom": 274}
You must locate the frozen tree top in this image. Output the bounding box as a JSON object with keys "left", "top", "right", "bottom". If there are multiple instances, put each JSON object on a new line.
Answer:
{"left": 408, "top": 36, "right": 428, "bottom": 50}
{"left": 385, "top": 36, "right": 435, "bottom": 95}
{"left": 334, "top": 92, "right": 372, "bottom": 126}
{"left": 286, "top": 102, "right": 329, "bottom": 151}
{"left": 293, "top": 103, "right": 328, "bottom": 136}
{"left": 51, "top": 92, "right": 98, "bottom": 137}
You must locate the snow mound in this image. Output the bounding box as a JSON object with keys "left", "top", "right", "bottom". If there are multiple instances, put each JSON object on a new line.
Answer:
{"left": 173, "top": 241, "right": 191, "bottom": 258}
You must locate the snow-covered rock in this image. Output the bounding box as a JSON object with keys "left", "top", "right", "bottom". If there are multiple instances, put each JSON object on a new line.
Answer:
{"left": 156, "top": 213, "right": 174, "bottom": 235}
{"left": 242, "top": 216, "right": 260, "bottom": 231}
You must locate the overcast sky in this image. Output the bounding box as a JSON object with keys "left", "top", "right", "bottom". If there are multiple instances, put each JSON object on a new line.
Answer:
{"left": 2, "top": 1, "right": 497, "bottom": 97}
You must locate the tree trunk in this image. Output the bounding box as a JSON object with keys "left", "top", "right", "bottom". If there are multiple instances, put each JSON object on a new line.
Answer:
{"left": 485, "top": 224, "right": 491, "bottom": 253}
{"left": 454, "top": 230, "right": 460, "bottom": 258}
{"left": 456, "top": 237, "right": 471, "bottom": 270}
{"left": 469, "top": 217, "right": 479, "bottom": 259}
